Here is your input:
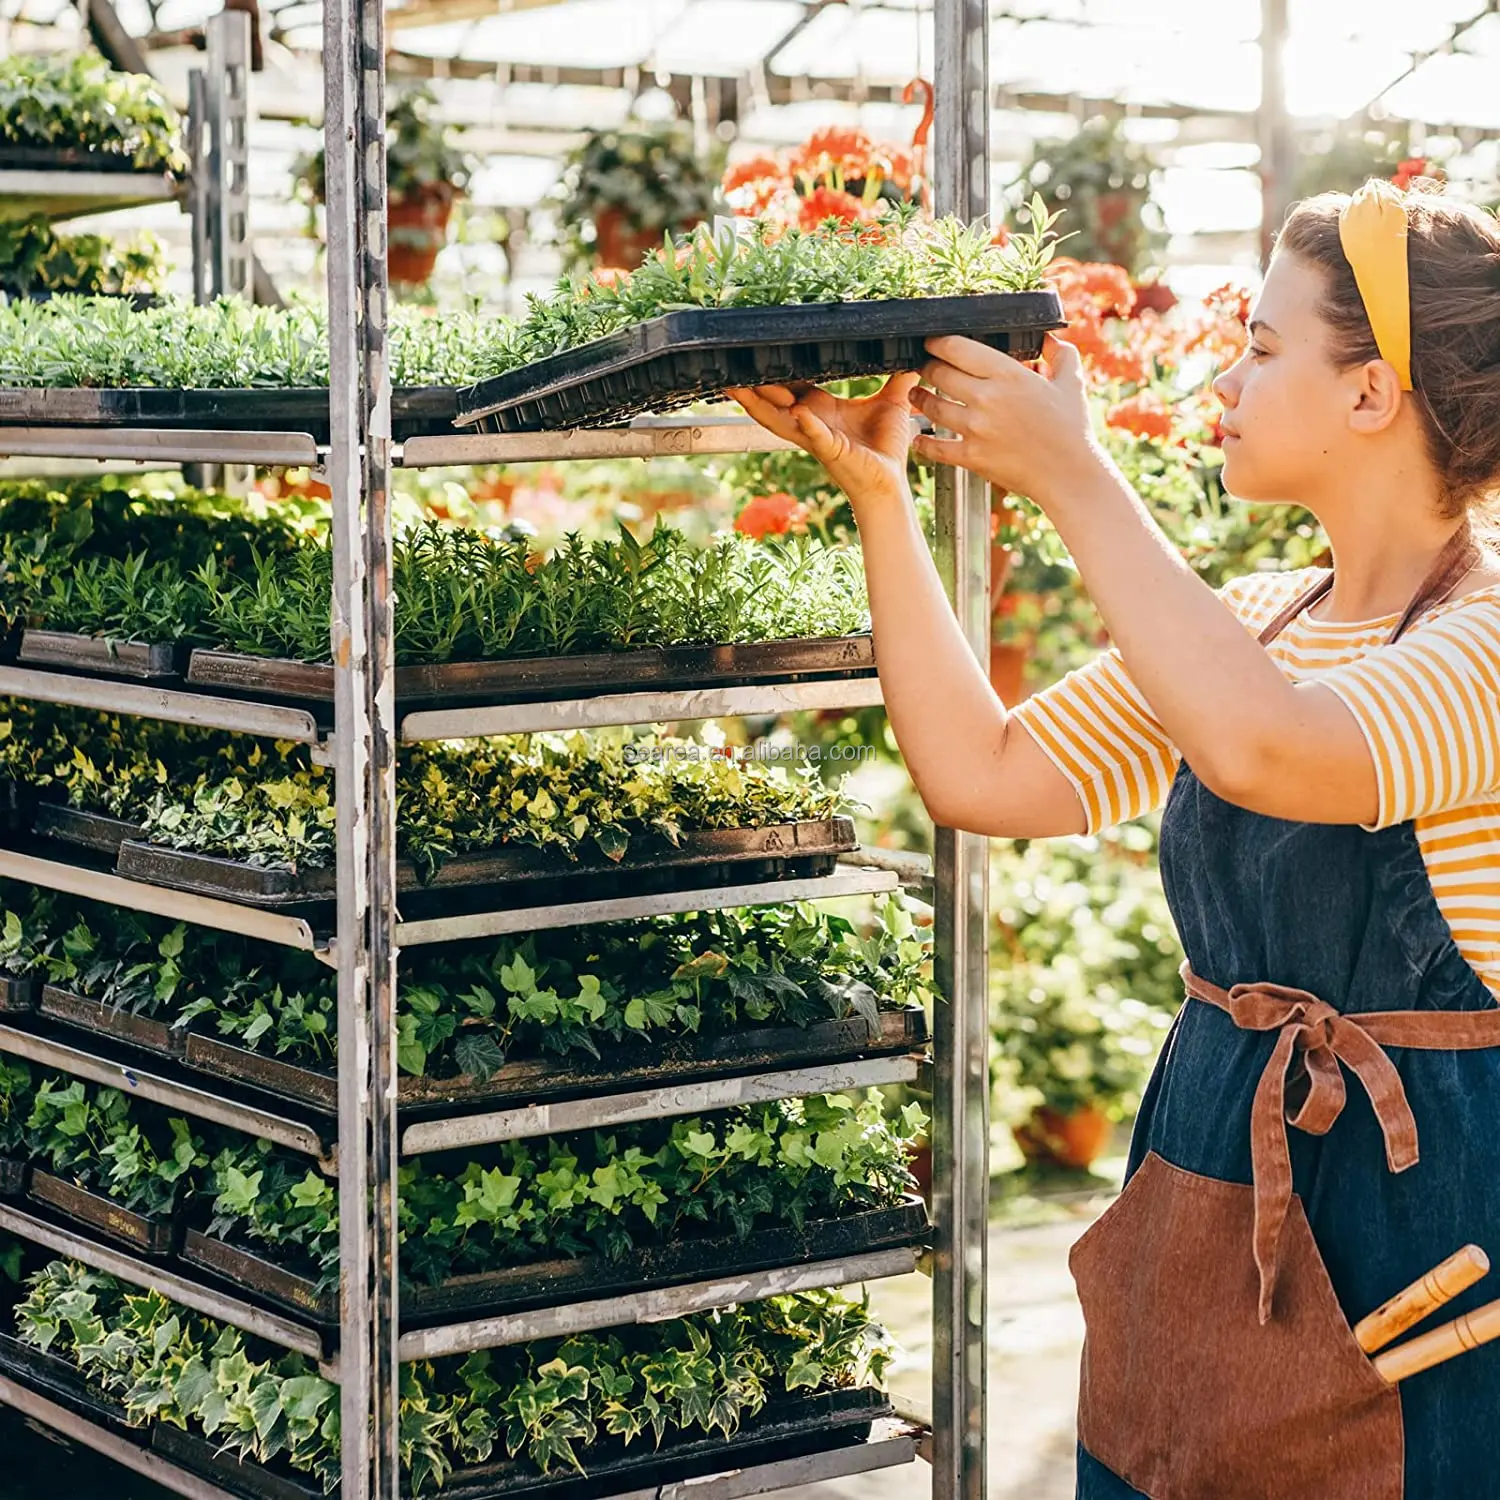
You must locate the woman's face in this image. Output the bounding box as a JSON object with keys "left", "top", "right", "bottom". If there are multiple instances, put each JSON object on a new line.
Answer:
{"left": 1211, "top": 252, "right": 1359, "bottom": 504}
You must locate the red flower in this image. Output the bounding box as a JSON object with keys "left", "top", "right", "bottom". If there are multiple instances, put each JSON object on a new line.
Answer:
{"left": 735, "top": 492, "right": 811, "bottom": 539}
{"left": 1105, "top": 391, "right": 1175, "bottom": 442}
{"left": 1391, "top": 158, "right": 1440, "bottom": 191}
{"left": 798, "top": 187, "right": 867, "bottom": 230}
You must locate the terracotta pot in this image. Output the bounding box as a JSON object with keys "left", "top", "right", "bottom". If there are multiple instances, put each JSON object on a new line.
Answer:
{"left": 989, "top": 641, "right": 1029, "bottom": 707}
{"left": 1012, "top": 1104, "right": 1113, "bottom": 1170}
{"left": 387, "top": 182, "right": 456, "bottom": 285}
{"left": 592, "top": 206, "right": 668, "bottom": 271}
{"left": 908, "top": 1142, "right": 932, "bottom": 1203}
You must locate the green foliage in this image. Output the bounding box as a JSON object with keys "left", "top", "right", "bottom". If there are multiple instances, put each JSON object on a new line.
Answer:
{"left": 28, "top": 1077, "right": 206, "bottom": 1219}
{"left": 0, "top": 216, "right": 165, "bottom": 298}
{"left": 38, "top": 550, "right": 209, "bottom": 642}
{"left": 480, "top": 207, "right": 1057, "bottom": 377}
{"left": 990, "top": 826, "right": 1181, "bottom": 1119}
{"left": 0, "top": 1056, "right": 32, "bottom": 1157}
{"left": 0, "top": 53, "right": 186, "bottom": 172}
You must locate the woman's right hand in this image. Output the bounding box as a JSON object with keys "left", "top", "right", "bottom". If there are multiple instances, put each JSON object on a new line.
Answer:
{"left": 724, "top": 373, "right": 920, "bottom": 510}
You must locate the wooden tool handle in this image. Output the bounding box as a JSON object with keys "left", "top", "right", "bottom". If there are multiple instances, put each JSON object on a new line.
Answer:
{"left": 1355, "top": 1244, "right": 1490, "bottom": 1354}
{"left": 1373, "top": 1296, "right": 1500, "bottom": 1384}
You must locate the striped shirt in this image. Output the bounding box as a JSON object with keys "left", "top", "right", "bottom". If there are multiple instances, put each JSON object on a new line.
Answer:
{"left": 1012, "top": 569, "right": 1500, "bottom": 996}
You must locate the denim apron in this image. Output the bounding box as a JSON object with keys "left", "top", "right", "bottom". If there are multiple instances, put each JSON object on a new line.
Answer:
{"left": 1070, "top": 524, "right": 1500, "bottom": 1499}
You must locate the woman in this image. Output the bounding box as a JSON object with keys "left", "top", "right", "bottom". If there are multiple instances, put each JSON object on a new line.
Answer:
{"left": 728, "top": 181, "right": 1500, "bottom": 1498}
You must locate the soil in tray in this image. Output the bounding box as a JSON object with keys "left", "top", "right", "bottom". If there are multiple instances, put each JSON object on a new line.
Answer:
{"left": 183, "top": 1004, "right": 926, "bottom": 1119}
{"left": 154, "top": 1385, "right": 889, "bottom": 1500}
{"left": 114, "top": 817, "right": 856, "bottom": 910}
{"left": 0, "top": 1330, "right": 138, "bottom": 1434}
{"left": 455, "top": 291, "right": 1066, "bottom": 434}
{"left": 185, "top": 634, "right": 877, "bottom": 706}
{"left": 28, "top": 1170, "right": 177, "bottom": 1256}
{"left": 17, "top": 629, "right": 181, "bottom": 681}
{"left": 38, "top": 984, "right": 185, "bottom": 1059}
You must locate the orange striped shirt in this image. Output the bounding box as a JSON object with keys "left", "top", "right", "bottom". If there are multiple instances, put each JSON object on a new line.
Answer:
{"left": 1012, "top": 570, "right": 1500, "bottom": 996}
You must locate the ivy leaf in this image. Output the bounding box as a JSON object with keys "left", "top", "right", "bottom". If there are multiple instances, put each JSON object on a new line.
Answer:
{"left": 452, "top": 1030, "right": 506, "bottom": 1080}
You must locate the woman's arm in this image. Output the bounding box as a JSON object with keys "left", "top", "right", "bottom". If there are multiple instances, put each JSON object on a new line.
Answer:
{"left": 908, "top": 335, "right": 1381, "bottom": 824}
{"left": 726, "top": 378, "right": 1087, "bottom": 837}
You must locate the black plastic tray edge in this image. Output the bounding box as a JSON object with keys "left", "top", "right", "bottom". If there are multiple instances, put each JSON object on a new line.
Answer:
{"left": 181, "top": 1229, "right": 338, "bottom": 1324}
{"left": 0, "top": 1331, "right": 140, "bottom": 1435}
{"left": 0, "top": 1155, "right": 28, "bottom": 1197}
{"left": 183, "top": 1002, "right": 923, "bottom": 1117}
{"left": 38, "top": 983, "right": 186, "bottom": 1059}
{"left": 33, "top": 802, "right": 140, "bottom": 855}
{"left": 0, "top": 145, "right": 177, "bottom": 175}
{"left": 0, "top": 973, "right": 38, "bottom": 1014}
{"left": 28, "top": 1170, "right": 178, "bottom": 1256}
{"left": 186, "top": 633, "right": 876, "bottom": 705}
{"left": 17, "top": 630, "right": 181, "bottom": 681}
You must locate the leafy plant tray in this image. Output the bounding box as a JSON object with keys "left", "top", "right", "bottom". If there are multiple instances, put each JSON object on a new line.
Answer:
{"left": 182, "top": 1003, "right": 925, "bottom": 1117}
{"left": 33, "top": 802, "right": 140, "bottom": 856}
{"left": 455, "top": 291, "right": 1066, "bottom": 434}
{"left": 182, "top": 1198, "right": 927, "bottom": 1329}
{"left": 153, "top": 1385, "right": 890, "bottom": 1500}
{"left": 0, "top": 385, "right": 458, "bottom": 442}
{"left": 0, "top": 973, "right": 38, "bottom": 1014}
{"left": 114, "top": 817, "right": 858, "bottom": 909}
{"left": 0, "top": 1155, "right": 28, "bottom": 1197}
{"left": 38, "top": 983, "right": 186, "bottom": 1059}
{"left": 17, "top": 629, "right": 180, "bottom": 680}
{"left": 0, "top": 1331, "right": 138, "bottom": 1434}
{"left": 185, "top": 633, "right": 878, "bottom": 705}
{"left": 28, "top": 1170, "right": 177, "bottom": 1256}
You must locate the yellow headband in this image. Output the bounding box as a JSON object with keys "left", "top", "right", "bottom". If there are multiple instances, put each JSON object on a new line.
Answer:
{"left": 1337, "top": 180, "right": 1413, "bottom": 390}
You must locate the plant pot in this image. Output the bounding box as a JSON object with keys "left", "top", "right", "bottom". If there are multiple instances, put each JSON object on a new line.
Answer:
{"left": 387, "top": 182, "right": 456, "bottom": 285}
{"left": 908, "top": 1141, "right": 932, "bottom": 1203}
{"left": 1012, "top": 1104, "right": 1114, "bottom": 1170}
{"left": 989, "top": 641, "right": 1029, "bottom": 707}
{"left": 592, "top": 205, "right": 669, "bottom": 270}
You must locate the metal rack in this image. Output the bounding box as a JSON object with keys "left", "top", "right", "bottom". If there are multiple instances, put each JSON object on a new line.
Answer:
{"left": 0, "top": 2, "right": 993, "bottom": 1496}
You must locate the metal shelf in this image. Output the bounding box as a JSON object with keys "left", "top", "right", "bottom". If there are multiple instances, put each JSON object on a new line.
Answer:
{"left": 397, "top": 411, "right": 799, "bottom": 467}
{"left": 0, "top": 664, "right": 326, "bottom": 744}
{"left": 400, "top": 1050, "right": 923, "bottom": 1155}
{"left": 399, "top": 673, "right": 884, "bottom": 741}
{"left": 0, "top": 1025, "right": 335, "bottom": 1167}
{"left": 398, "top": 1246, "right": 921, "bottom": 1360}
{"left": 0, "top": 849, "right": 325, "bottom": 953}
{"left": 394, "top": 863, "right": 902, "bottom": 947}
{"left": 0, "top": 1202, "right": 327, "bottom": 1363}
{"left": 0, "top": 169, "right": 180, "bottom": 225}
{"left": 0, "top": 426, "right": 318, "bottom": 466}
{"left": 0, "top": 1373, "right": 238, "bottom": 1500}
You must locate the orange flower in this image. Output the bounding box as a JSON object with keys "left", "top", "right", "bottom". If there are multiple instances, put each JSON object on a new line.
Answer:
{"left": 798, "top": 187, "right": 867, "bottom": 230}
{"left": 735, "top": 492, "right": 811, "bottom": 539}
{"left": 1105, "top": 391, "right": 1175, "bottom": 442}
{"left": 723, "top": 154, "right": 783, "bottom": 195}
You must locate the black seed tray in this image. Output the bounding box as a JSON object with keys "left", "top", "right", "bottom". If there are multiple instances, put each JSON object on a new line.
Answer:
{"left": 17, "top": 629, "right": 180, "bottom": 680}
{"left": 0, "top": 385, "right": 458, "bottom": 442}
{"left": 155, "top": 1385, "right": 889, "bottom": 1500}
{"left": 115, "top": 817, "right": 857, "bottom": 909}
{"left": 456, "top": 291, "right": 1066, "bottom": 434}
{"left": 181, "top": 1229, "right": 338, "bottom": 1324}
{"left": 183, "top": 1003, "right": 925, "bottom": 1117}
{"left": 0, "top": 1156, "right": 28, "bottom": 1197}
{"left": 39, "top": 983, "right": 185, "bottom": 1059}
{"left": 186, "top": 633, "right": 877, "bottom": 706}
{"left": 34, "top": 802, "right": 140, "bottom": 856}
{"left": 0, "top": 780, "right": 35, "bottom": 833}
{"left": 0, "top": 1331, "right": 139, "bottom": 1434}
{"left": 28, "top": 1170, "right": 177, "bottom": 1256}
{"left": 0, "top": 973, "right": 38, "bottom": 1014}
{"left": 0, "top": 146, "right": 173, "bottom": 174}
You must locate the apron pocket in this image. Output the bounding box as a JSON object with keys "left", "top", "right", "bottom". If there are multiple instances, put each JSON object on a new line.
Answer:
{"left": 1070, "top": 1150, "right": 1404, "bottom": 1500}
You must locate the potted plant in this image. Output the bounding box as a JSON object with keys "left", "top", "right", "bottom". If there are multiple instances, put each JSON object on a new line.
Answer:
{"left": 292, "top": 85, "right": 473, "bottom": 286}
{"left": 1011, "top": 115, "right": 1163, "bottom": 277}
{"left": 552, "top": 123, "right": 722, "bottom": 270}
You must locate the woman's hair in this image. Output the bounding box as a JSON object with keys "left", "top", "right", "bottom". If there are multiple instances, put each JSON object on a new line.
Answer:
{"left": 1277, "top": 187, "right": 1500, "bottom": 519}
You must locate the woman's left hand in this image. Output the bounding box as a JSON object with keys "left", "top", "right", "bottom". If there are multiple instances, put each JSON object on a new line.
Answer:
{"left": 910, "top": 331, "right": 1107, "bottom": 506}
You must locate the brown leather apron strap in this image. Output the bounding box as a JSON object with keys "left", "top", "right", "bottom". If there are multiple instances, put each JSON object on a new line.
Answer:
{"left": 1182, "top": 960, "right": 1500, "bottom": 1324}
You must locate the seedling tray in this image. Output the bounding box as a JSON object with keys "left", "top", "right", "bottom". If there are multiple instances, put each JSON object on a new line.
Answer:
{"left": 183, "top": 1003, "right": 925, "bottom": 1117}
{"left": 18, "top": 629, "right": 181, "bottom": 681}
{"left": 0, "top": 1156, "right": 28, "bottom": 1197}
{"left": 33, "top": 802, "right": 140, "bottom": 856}
{"left": 181, "top": 1229, "right": 338, "bottom": 1324}
{"left": 456, "top": 291, "right": 1066, "bottom": 433}
{"left": 0, "top": 385, "right": 458, "bottom": 442}
{"left": 155, "top": 1385, "right": 889, "bottom": 1500}
{"left": 186, "top": 634, "right": 877, "bottom": 706}
{"left": 38, "top": 983, "right": 185, "bottom": 1059}
{"left": 0, "top": 973, "right": 38, "bottom": 1014}
{"left": 28, "top": 1170, "right": 177, "bottom": 1256}
{"left": 0, "top": 1331, "right": 137, "bottom": 1433}
{"left": 0, "top": 146, "right": 170, "bottom": 174}
{"left": 115, "top": 817, "right": 857, "bottom": 910}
